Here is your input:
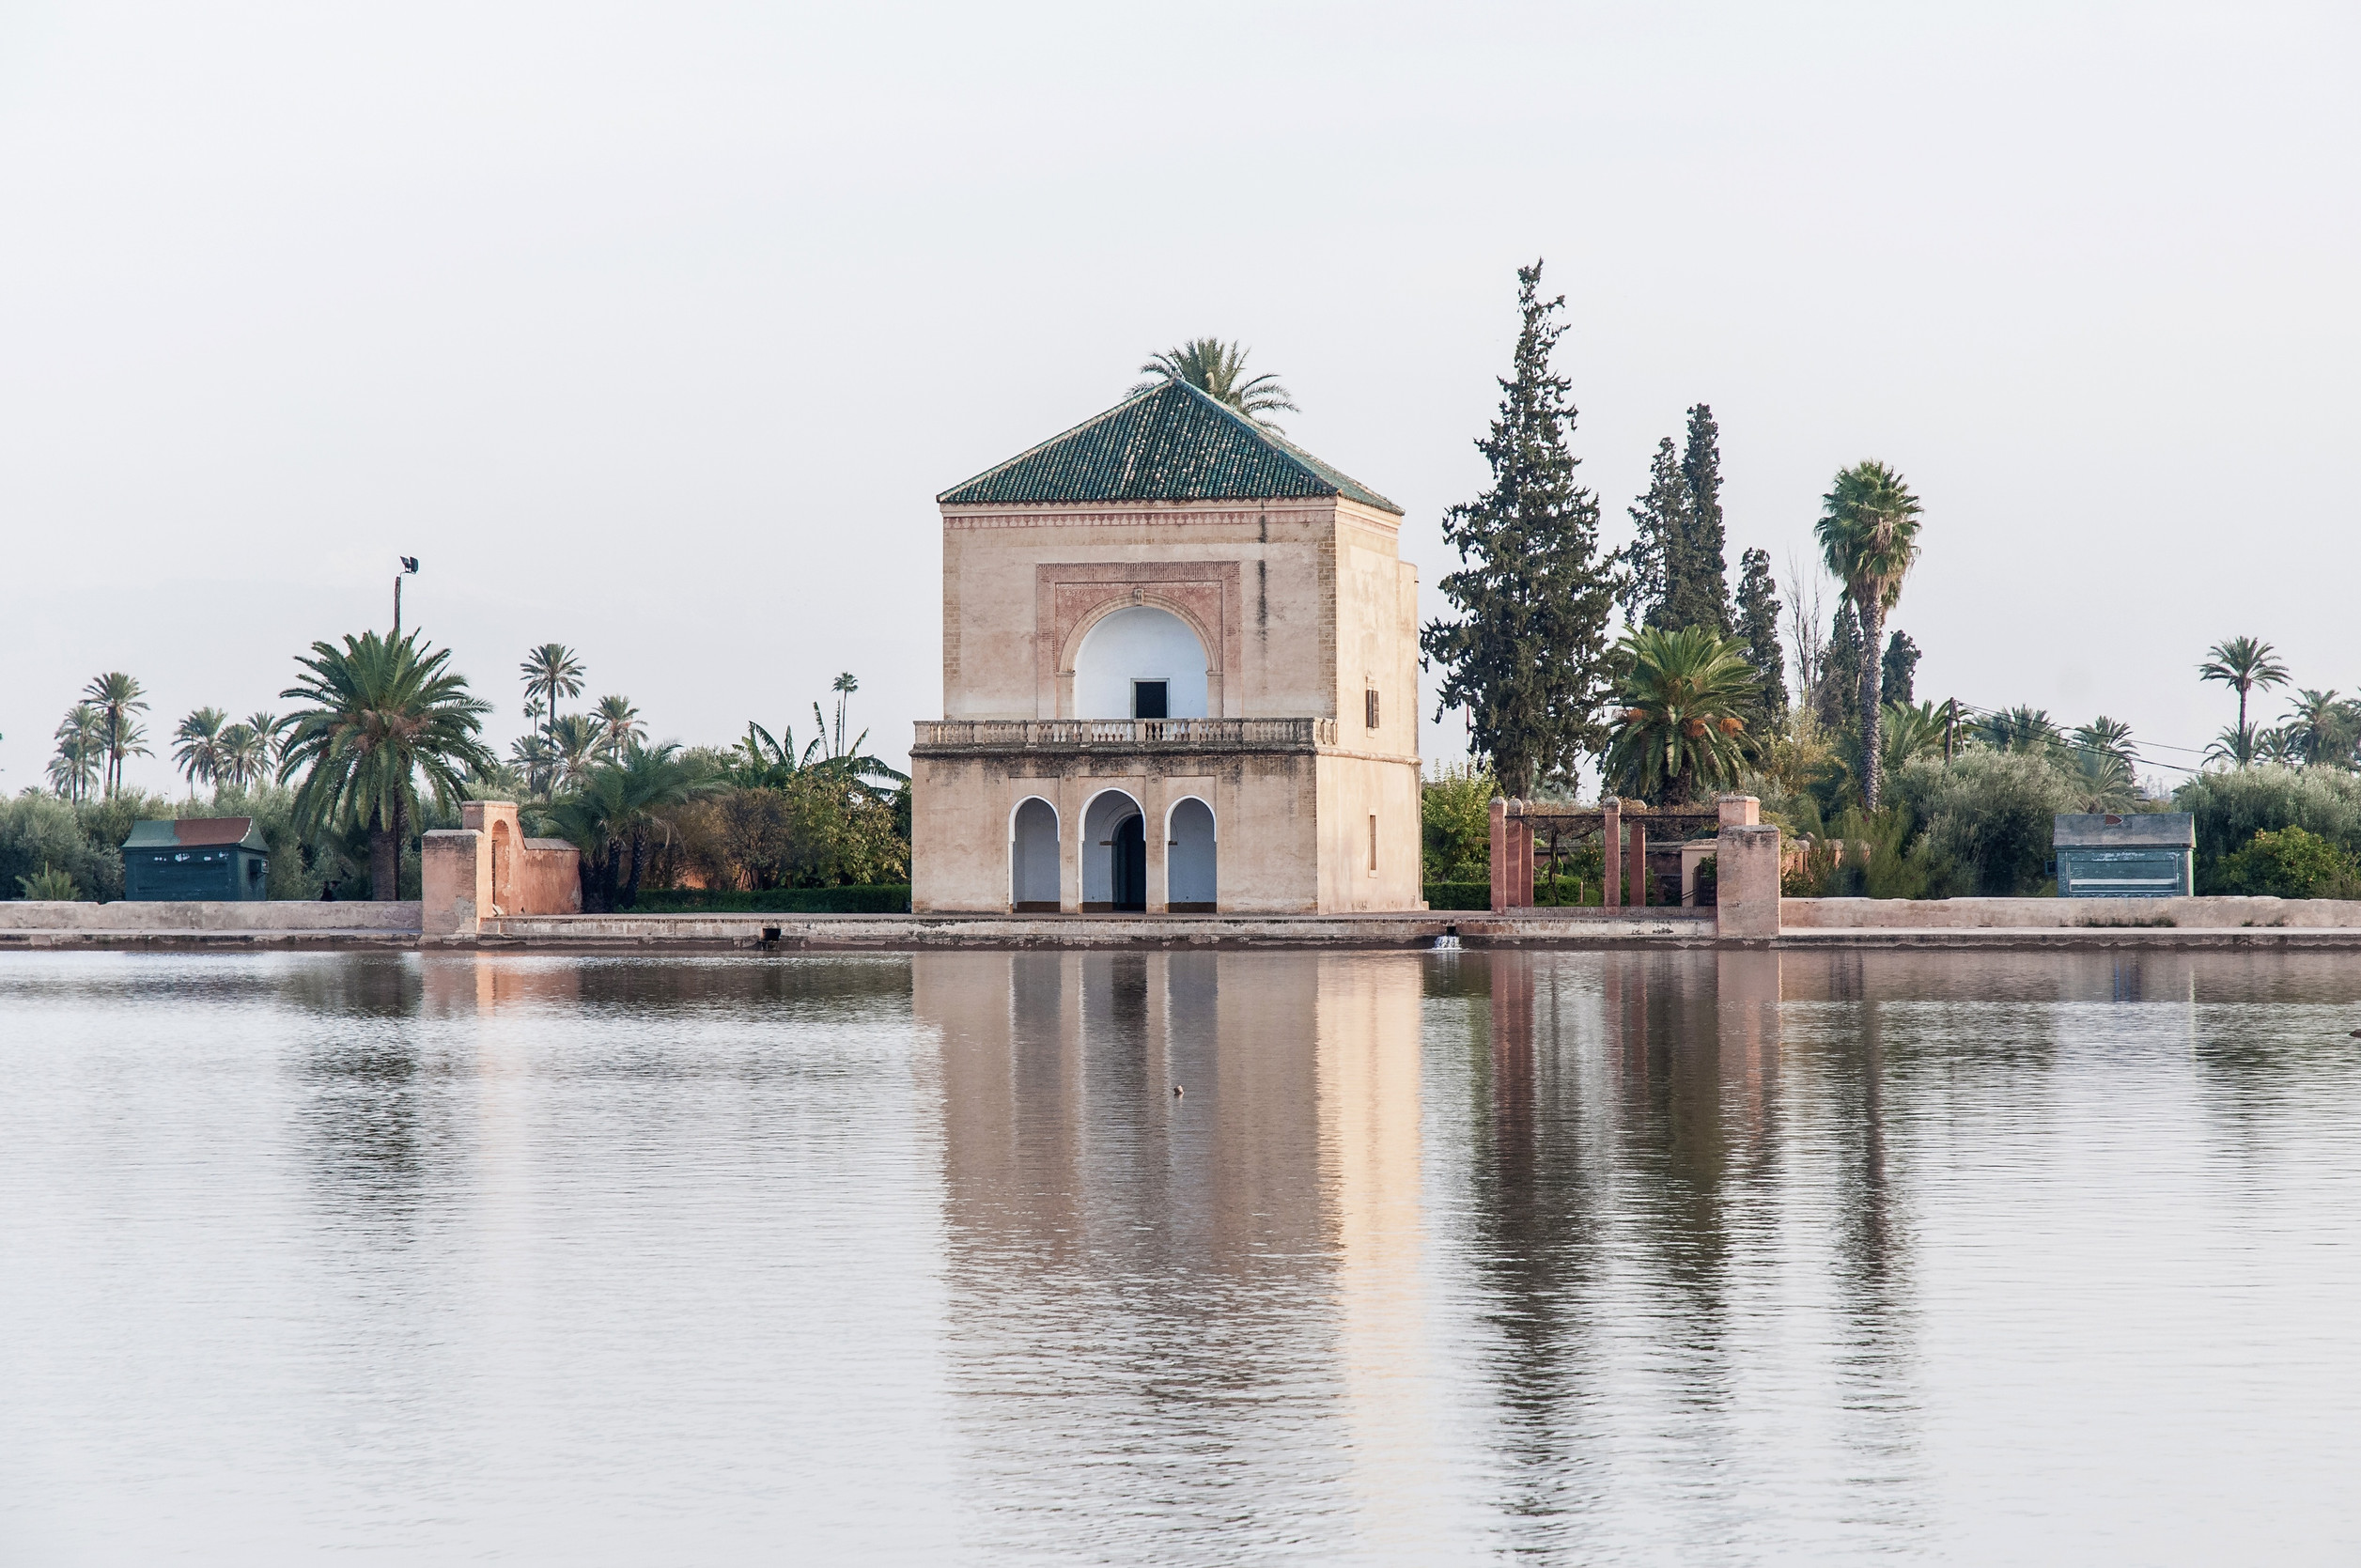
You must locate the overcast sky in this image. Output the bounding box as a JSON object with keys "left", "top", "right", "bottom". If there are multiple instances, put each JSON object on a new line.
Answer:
{"left": 3, "top": 2, "right": 2355, "bottom": 797}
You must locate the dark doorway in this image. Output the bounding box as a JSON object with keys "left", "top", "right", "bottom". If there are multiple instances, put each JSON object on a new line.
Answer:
{"left": 1112, "top": 815, "right": 1147, "bottom": 910}
{"left": 1132, "top": 680, "right": 1169, "bottom": 720}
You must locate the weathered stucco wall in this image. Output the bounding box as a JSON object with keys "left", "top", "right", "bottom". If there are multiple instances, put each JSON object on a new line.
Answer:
{"left": 0, "top": 900, "right": 423, "bottom": 930}
{"left": 1312, "top": 752, "right": 1424, "bottom": 912}
{"left": 520, "top": 840, "right": 582, "bottom": 914}
{"left": 912, "top": 750, "right": 1327, "bottom": 914}
{"left": 1785, "top": 896, "right": 2361, "bottom": 928}
{"left": 940, "top": 499, "right": 1380, "bottom": 722}
{"left": 923, "top": 489, "right": 1424, "bottom": 915}
{"left": 1330, "top": 503, "right": 1422, "bottom": 761}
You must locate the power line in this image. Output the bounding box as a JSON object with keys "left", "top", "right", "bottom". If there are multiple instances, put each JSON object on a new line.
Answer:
{"left": 1938, "top": 698, "right": 2205, "bottom": 776}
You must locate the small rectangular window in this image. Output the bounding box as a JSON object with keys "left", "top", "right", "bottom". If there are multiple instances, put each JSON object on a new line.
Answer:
{"left": 1365, "top": 689, "right": 1380, "bottom": 728}
{"left": 1369, "top": 814, "right": 1378, "bottom": 874}
{"left": 1133, "top": 680, "right": 1169, "bottom": 720}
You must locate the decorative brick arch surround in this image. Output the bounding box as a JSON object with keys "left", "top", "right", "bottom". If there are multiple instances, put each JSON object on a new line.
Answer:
{"left": 1035, "top": 561, "right": 1242, "bottom": 719}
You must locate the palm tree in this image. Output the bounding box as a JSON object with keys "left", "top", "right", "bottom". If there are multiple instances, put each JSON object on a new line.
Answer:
{"left": 218, "top": 723, "right": 270, "bottom": 788}
{"left": 2254, "top": 726, "right": 2300, "bottom": 766}
{"left": 1880, "top": 699, "right": 1949, "bottom": 772}
{"left": 1601, "top": 626, "right": 1758, "bottom": 804}
{"left": 548, "top": 714, "right": 603, "bottom": 792}
{"left": 730, "top": 711, "right": 907, "bottom": 802}
{"left": 278, "top": 629, "right": 494, "bottom": 900}
{"left": 593, "top": 694, "right": 645, "bottom": 758}
{"left": 2205, "top": 722, "right": 2260, "bottom": 768}
{"left": 245, "top": 712, "right": 284, "bottom": 768}
{"left": 543, "top": 741, "right": 720, "bottom": 910}
{"left": 1132, "top": 338, "right": 1299, "bottom": 431}
{"left": 2198, "top": 636, "right": 2291, "bottom": 743}
{"left": 2072, "top": 716, "right": 2136, "bottom": 765}
{"left": 520, "top": 644, "right": 585, "bottom": 751}
{"left": 172, "top": 706, "right": 231, "bottom": 795}
{"left": 829, "top": 672, "right": 859, "bottom": 753}
{"left": 1980, "top": 705, "right": 2063, "bottom": 755}
{"left": 2061, "top": 745, "right": 2139, "bottom": 813}
{"left": 2282, "top": 689, "right": 2359, "bottom": 768}
{"left": 50, "top": 704, "right": 105, "bottom": 803}
{"left": 510, "top": 732, "right": 555, "bottom": 797}
{"left": 1813, "top": 461, "right": 1924, "bottom": 809}
{"left": 83, "top": 672, "right": 150, "bottom": 796}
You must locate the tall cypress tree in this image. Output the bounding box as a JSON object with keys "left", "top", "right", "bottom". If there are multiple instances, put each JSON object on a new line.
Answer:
{"left": 1880, "top": 630, "right": 1920, "bottom": 707}
{"left": 1735, "top": 548, "right": 1787, "bottom": 716}
{"left": 1818, "top": 599, "right": 1864, "bottom": 735}
{"left": 1625, "top": 436, "right": 1690, "bottom": 629}
{"left": 1667, "top": 403, "right": 1732, "bottom": 634}
{"left": 1423, "top": 261, "right": 1620, "bottom": 799}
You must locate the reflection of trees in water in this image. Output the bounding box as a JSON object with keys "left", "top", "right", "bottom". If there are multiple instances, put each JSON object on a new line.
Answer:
{"left": 567, "top": 955, "right": 913, "bottom": 1016}
{"left": 276, "top": 955, "right": 422, "bottom": 1019}
{"left": 1470, "top": 953, "right": 1757, "bottom": 1514}
{"left": 1462, "top": 949, "right": 1608, "bottom": 1525}
{"left": 1821, "top": 997, "right": 1921, "bottom": 1505}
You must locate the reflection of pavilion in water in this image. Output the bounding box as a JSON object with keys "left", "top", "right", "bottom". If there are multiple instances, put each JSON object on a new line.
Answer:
{"left": 914, "top": 949, "right": 1442, "bottom": 1544}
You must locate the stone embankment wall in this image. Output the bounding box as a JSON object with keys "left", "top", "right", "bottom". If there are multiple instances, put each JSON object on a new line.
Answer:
{"left": 1784, "top": 896, "right": 2361, "bottom": 929}
{"left": 0, "top": 901, "right": 421, "bottom": 932}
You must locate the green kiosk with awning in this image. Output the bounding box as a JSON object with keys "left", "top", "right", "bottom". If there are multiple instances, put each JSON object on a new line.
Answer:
{"left": 120, "top": 818, "right": 272, "bottom": 901}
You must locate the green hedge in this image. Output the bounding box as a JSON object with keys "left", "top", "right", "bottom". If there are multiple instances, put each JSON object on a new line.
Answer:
{"left": 1424, "top": 881, "right": 1608, "bottom": 910}
{"left": 626, "top": 884, "right": 911, "bottom": 914}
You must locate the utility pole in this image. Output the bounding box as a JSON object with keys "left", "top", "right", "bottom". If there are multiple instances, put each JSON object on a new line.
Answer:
{"left": 1943, "top": 698, "right": 1958, "bottom": 763}
{"left": 394, "top": 556, "right": 419, "bottom": 638}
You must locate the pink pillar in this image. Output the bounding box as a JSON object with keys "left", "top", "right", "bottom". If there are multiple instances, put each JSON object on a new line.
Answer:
{"left": 1716, "top": 823, "right": 1783, "bottom": 939}
{"left": 1488, "top": 797, "right": 1508, "bottom": 913}
{"left": 1602, "top": 799, "right": 1622, "bottom": 909}
{"left": 1515, "top": 814, "right": 1534, "bottom": 908}
{"left": 1628, "top": 820, "right": 1649, "bottom": 908}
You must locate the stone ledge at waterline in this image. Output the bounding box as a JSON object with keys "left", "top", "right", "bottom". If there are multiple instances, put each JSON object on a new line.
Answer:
{"left": 472, "top": 909, "right": 1720, "bottom": 950}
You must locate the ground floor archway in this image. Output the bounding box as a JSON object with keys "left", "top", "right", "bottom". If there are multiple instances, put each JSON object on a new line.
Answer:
{"left": 1081, "top": 789, "right": 1145, "bottom": 912}
{"left": 1167, "top": 797, "right": 1216, "bottom": 912}
{"left": 1010, "top": 797, "right": 1060, "bottom": 911}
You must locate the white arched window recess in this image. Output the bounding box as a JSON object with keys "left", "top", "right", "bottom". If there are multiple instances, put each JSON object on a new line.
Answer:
{"left": 1166, "top": 796, "right": 1217, "bottom": 912}
{"left": 1073, "top": 606, "right": 1209, "bottom": 721}
{"left": 1010, "top": 797, "right": 1060, "bottom": 911}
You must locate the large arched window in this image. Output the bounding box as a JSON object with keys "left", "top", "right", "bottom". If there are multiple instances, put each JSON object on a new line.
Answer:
{"left": 1074, "top": 607, "right": 1208, "bottom": 720}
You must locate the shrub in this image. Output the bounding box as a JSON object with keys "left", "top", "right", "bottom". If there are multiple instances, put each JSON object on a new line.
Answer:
{"left": 1895, "top": 750, "right": 2074, "bottom": 895}
{"left": 0, "top": 795, "right": 105, "bottom": 900}
{"left": 16, "top": 864, "right": 80, "bottom": 901}
{"left": 2212, "top": 826, "right": 2361, "bottom": 899}
{"left": 1423, "top": 881, "right": 1493, "bottom": 911}
{"left": 2175, "top": 767, "right": 2361, "bottom": 888}
{"left": 1812, "top": 804, "right": 1948, "bottom": 899}
{"left": 1422, "top": 764, "right": 1496, "bottom": 883}
{"left": 651, "top": 783, "right": 908, "bottom": 894}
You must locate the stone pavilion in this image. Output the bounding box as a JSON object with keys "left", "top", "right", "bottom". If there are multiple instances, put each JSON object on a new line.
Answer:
{"left": 910, "top": 379, "right": 1425, "bottom": 914}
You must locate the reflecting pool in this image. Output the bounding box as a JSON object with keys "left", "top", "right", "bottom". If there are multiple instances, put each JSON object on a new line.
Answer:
{"left": 4, "top": 949, "right": 2359, "bottom": 1563}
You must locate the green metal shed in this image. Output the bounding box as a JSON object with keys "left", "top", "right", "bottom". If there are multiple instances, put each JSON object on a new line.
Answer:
{"left": 2054, "top": 813, "right": 2194, "bottom": 898}
{"left": 121, "top": 818, "right": 272, "bottom": 901}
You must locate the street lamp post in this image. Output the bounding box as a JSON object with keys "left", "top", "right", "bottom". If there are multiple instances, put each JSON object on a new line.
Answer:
{"left": 394, "top": 556, "right": 419, "bottom": 639}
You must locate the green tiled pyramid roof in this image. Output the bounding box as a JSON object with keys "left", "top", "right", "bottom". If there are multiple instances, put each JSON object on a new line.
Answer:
{"left": 938, "top": 379, "right": 1402, "bottom": 515}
